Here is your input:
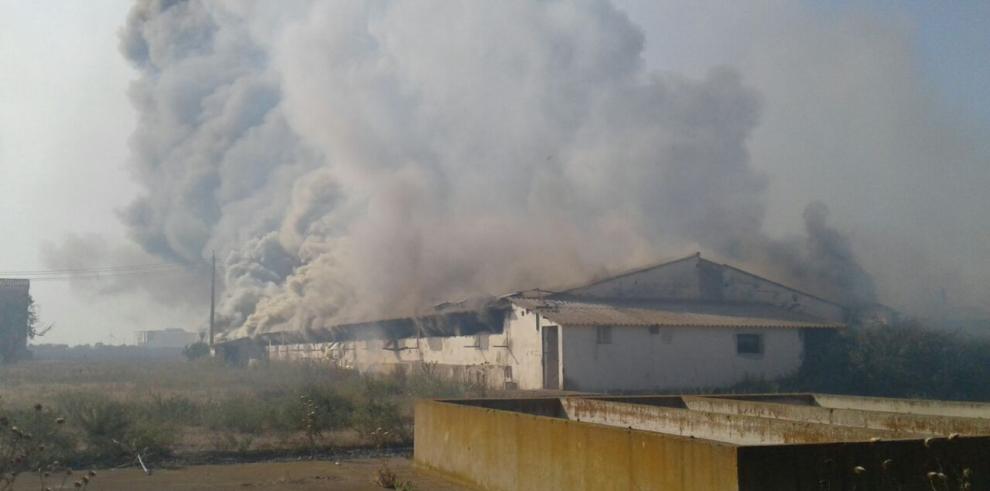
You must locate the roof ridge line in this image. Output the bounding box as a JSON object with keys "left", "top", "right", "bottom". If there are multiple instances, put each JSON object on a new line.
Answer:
{"left": 560, "top": 252, "right": 701, "bottom": 294}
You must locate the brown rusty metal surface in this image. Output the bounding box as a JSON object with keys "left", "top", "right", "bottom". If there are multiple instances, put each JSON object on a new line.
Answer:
{"left": 511, "top": 298, "right": 843, "bottom": 329}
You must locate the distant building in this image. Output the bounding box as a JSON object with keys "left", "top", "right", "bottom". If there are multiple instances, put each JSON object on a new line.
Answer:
{"left": 222, "top": 253, "right": 849, "bottom": 392}
{"left": 135, "top": 328, "right": 200, "bottom": 348}
{"left": 0, "top": 278, "right": 32, "bottom": 363}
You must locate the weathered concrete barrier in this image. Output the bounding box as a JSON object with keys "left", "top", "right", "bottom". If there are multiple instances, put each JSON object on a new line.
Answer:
{"left": 562, "top": 397, "right": 921, "bottom": 445}
{"left": 813, "top": 393, "right": 990, "bottom": 419}
{"left": 415, "top": 399, "right": 739, "bottom": 491}
{"left": 414, "top": 394, "right": 990, "bottom": 490}
{"left": 683, "top": 395, "right": 990, "bottom": 436}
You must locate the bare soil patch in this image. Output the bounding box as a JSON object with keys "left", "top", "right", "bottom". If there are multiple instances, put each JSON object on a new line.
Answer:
{"left": 13, "top": 458, "right": 469, "bottom": 491}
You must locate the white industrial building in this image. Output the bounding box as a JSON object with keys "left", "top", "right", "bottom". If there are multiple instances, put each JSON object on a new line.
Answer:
{"left": 135, "top": 328, "right": 201, "bottom": 348}
{"left": 239, "top": 253, "right": 847, "bottom": 392}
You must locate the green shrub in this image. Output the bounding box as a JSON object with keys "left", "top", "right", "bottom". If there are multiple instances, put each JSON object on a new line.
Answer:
{"left": 123, "top": 418, "right": 177, "bottom": 460}
{"left": 352, "top": 399, "right": 407, "bottom": 445}
{"left": 58, "top": 393, "right": 130, "bottom": 452}
{"left": 203, "top": 394, "right": 279, "bottom": 433}
{"left": 55, "top": 391, "right": 175, "bottom": 462}
{"left": 140, "top": 393, "right": 201, "bottom": 425}
{"left": 747, "top": 319, "right": 990, "bottom": 401}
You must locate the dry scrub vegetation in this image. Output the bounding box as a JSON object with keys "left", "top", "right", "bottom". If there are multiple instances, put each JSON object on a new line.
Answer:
{"left": 0, "top": 358, "right": 486, "bottom": 470}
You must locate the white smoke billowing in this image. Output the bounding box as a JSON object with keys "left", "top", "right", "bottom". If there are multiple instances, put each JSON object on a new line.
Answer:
{"left": 112, "top": 0, "right": 883, "bottom": 337}
{"left": 44, "top": 0, "right": 979, "bottom": 339}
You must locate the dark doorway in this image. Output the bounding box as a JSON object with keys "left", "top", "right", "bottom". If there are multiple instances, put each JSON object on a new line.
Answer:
{"left": 542, "top": 325, "right": 560, "bottom": 389}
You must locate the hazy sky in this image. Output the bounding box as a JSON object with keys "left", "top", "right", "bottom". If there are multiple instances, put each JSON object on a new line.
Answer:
{"left": 1, "top": 1, "right": 988, "bottom": 345}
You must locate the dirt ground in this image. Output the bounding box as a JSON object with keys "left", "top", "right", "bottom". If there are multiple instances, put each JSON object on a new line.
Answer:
{"left": 13, "top": 458, "right": 472, "bottom": 491}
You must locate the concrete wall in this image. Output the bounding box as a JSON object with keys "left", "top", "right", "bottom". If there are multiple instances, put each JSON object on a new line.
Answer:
{"left": 417, "top": 395, "right": 990, "bottom": 490}
{"left": 682, "top": 396, "right": 990, "bottom": 436}
{"left": 267, "top": 304, "right": 547, "bottom": 389}
{"left": 560, "top": 398, "right": 922, "bottom": 446}
{"left": 814, "top": 393, "right": 990, "bottom": 419}
{"left": 560, "top": 325, "right": 804, "bottom": 392}
{"left": 414, "top": 399, "right": 741, "bottom": 491}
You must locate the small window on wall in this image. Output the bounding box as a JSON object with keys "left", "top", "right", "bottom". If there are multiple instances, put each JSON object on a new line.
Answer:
{"left": 736, "top": 333, "right": 764, "bottom": 356}
{"left": 596, "top": 326, "right": 612, "bottom": 344}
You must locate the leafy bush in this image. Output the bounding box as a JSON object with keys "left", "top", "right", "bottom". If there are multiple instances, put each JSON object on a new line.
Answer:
{"left": 140, "top": 393, "right": 201, "bottom": 425}
{"left": 122, "top": 418, "right": 177, "bottom": 460}
{"left": 202, "top": 394, "right": 280, "bottom": 433}
{"left": 58, "top": 393, "right": 130, "bottom": 451}
{"left": 352, "top": 399, "right": 407, "bottom": 445}
{"left": 287, "top": 386, "right": 354, "bottom": 432}
{"left": 55, "top": 392, "right": 175, "bottom": 462}
{"left": 743, "top": 319, "right": 990, "bottom": 400}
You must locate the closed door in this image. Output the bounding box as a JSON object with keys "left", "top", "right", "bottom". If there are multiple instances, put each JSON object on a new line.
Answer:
{"left": 542, "top": 325, "right": 559, "bottom": 390}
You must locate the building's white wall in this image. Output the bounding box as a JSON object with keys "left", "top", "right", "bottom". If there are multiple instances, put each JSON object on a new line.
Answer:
{"left": 504, "top": 306, "right": 545, "bottom": 390}
{"left": 267, "top": 304, "right": 548, "bottom": 390}
{"left": 135, "top": 329, "right": 200, "bottom": 348}
{"left": 560, "top": 325, "right": 804, "bottom": 392}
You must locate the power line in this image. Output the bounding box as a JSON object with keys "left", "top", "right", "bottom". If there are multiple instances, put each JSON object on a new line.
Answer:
{"left": 24, "top": 268, "right": 190, "bottom": 282}
{"left": 0, "top": 263, "right": 191, "bottom": 281}
{"left": 0, "top": 262, "right": 179, "bottom": 276}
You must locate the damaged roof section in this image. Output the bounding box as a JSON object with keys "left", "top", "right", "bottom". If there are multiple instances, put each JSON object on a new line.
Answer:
{"left": 224, "top": 252, "right": 851, "bottom": 346}
{"left": 249, "top": 298, "right": 510, "bottom": 345}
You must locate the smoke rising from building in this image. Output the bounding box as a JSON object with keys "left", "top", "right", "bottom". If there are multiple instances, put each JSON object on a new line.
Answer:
{"left": 114, "top": 0, "right": 883, "bottom": 336}
{"left": 47, "top": 0, "right": 987, "bottom": 337}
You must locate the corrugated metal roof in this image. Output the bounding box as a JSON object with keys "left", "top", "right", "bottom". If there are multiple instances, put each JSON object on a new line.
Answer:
{"left": 511, "top": 297, "right": 844, "bottom": 329}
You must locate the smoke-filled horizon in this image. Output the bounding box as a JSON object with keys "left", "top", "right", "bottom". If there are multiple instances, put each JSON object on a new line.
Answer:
{"left": 45, "top": 0, "right": 989, "bottom": 338}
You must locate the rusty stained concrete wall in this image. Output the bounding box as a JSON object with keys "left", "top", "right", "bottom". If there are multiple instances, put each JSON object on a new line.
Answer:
{"left": 682, "top": 395, "right": 990, "bottom": 437}
{"left": 560, "top": 397, "right": 926, "bottom": 446}
{"left": 416, "top": 395, "right": 990, "bottom": 490}
{"left": 414, "top": 399, "right": 741, "bottom": 491}
{"left": 813, "top": 393, "right": 990, "bottom": 419}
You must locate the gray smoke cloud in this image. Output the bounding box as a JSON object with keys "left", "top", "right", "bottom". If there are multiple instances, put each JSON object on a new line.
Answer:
{"left": 39, "top": 234, "right": 207, "bottom": 306}
{"left": 110, "top": 0, "right": 888, "bottom": 339}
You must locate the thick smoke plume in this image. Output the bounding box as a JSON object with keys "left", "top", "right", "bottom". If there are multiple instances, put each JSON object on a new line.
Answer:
{"left": 115, "top": 0, "right": 882, "bottom": 338}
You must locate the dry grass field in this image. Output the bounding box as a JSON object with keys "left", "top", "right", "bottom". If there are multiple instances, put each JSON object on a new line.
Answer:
{"left": 0, "top": 356, "right": 486, "bottom": 489}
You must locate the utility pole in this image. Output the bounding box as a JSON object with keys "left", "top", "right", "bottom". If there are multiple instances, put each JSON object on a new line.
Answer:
{"left": 209, "top": 250, "right": 216, "bottom": 349}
